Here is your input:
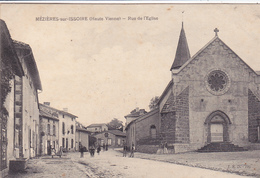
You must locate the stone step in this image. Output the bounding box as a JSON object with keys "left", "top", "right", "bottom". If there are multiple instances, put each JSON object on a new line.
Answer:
{"left": 197, "top": 142, "right": 247, "bottom": 152}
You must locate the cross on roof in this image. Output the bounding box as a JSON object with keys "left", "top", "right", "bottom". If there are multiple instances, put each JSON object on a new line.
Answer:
{"left": 214, "top": 28, "right": 219, "bottom": 36}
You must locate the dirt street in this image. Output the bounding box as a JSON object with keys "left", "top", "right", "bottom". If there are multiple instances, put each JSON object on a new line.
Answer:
{"left": 8, "top": 149, "right": 253, "bottom": 178}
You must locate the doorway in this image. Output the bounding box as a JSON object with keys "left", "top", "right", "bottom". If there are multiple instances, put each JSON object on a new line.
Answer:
{"left": 205, "top": 110, "right": 231, "bottom": 143}
{"left": 210, "top": 123, "right": 223, "bottom": 142}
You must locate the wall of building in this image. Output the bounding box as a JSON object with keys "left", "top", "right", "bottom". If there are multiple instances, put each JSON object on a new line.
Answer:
{"left": 59, "top": 113, "right": 76, "bottom": 151}
{"left": 75, "top": 131, "right": 89, "bottom": 151}
{"left": 126, "top": 123, "right": 136, "bottom": 148}
{"left": 39, "top": 117, "right": 59, "bottom": 155}
{"left": 15, "top": 48, "right": 40, "bottom": 159}
{"left": 5, "top": 80, "right": 15, "bottom": 170}
{"left": 135, "top": 109, "right": 159, "bottom": 143}
{"left": 171, "top": 38, "right": 257, "bottom": 151}
{"left": 94, "top": 132, "right": 125, "bottom": 148}
{"left": 248, "top": 89, "right": 260, "bottom": 143}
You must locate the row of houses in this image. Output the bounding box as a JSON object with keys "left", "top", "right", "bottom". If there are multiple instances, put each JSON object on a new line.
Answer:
{"left": 0, "top": 19, "right": 91, "bottom": 177}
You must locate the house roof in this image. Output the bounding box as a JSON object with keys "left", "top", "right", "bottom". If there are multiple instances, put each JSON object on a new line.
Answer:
{"left": 94, "top": 130, "right": 126, "bottom": 137}
{"left": 157, "top": 80, "right": 173, "bottom": 105}
{"left": 170, "top": 22, "right": 191, "bottom": 70}
{"left": 125, "top": 108, "right": 159, "bottom": 130}
{"left": 0, "top": 19, "right": 24, "bottom": 77}
{"left": 124, "top": 109, "right": 147, "bottom": 118}
{"left": 39, "top": 110, "right": 59, "bottom": 121}
{"left": 76, "top": 126, "right": 91, "bottom": 133}
{"left": 39, "top": 103, "right": 78, "bottom": 118}
{"left": 87, "top": 123, "right": 107, "bottom": 128}
{"left": 13, "top": 40, "right": 42, "bottom": 90}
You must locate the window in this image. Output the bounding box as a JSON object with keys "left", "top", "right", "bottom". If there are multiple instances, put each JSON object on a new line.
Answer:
{"left": 71, "top": 125, "right": 74, "bottom": 134}
{"left": 150, "top": 125, "right": 156, "bottom": 139}
{"left": 53, "top": 125, "right": 56, "bottom": 136}
{"left": 62, "top": 138, "right": 65, "bottom": 148}
{"left": 206, "top": 70, "right": 230, "bottom": 96}
{"left": 117, "top": 139, "right": 121, "bottom": 145}
{"left": 108, "top": 138, "right": 112, "bottom": 145}
{"left": 63, "top": 115, "right": 65, "bottom": 118}
{"left": 62, "top": 122, "right": 65, "bottom": 135}
{"left": 47, "top": 124, "right": 50, "bottom": 135}
{"left": 71, "top": 139, "right": 74, "bottom": 148}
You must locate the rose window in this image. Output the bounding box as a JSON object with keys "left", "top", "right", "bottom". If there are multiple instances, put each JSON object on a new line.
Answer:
{"left": 206, "top": 70, "right": 230, "bottom": 95}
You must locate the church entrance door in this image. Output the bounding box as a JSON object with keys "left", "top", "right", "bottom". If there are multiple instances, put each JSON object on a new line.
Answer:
{"left": 205, "top": 110, "right": 231, "bottom": 143}
{"left": 210, "top": 123, "right": 223, "bottom": 142}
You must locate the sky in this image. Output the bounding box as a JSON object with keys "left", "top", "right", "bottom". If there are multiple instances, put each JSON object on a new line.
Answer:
{"left": 1, "top": 3, "right": 260, "bottom": 126}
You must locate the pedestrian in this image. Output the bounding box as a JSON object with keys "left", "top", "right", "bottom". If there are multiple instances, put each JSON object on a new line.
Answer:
{"left": 163, "top": 142, "right": 168, "bottom": 154}
{"left": 129, "top": 143, "right": 135, "bottom": 158}
{"left": 51, "top": 146, "right": 56, "bottom": 158}
{"left": 90, "top": 145, "right": 95, "bottom": 157}
{"left": 80, "top": 145, "right": 84, "bottom": 158}
{"left": 97, "top": 145, "right": 101, "bottom": 155}
{"left": 105, "top": 143, "right": 108, "bottom": 151}
{"left": 123, "top": 141, "right": 127, "bottom": 157}
{"left": 103, "top": 143, "right": 105, "bottom": 151}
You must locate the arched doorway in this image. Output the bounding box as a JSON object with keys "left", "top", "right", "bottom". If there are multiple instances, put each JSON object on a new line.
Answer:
{"left": 205, "top": 111, "right": 231, "bottom": 143}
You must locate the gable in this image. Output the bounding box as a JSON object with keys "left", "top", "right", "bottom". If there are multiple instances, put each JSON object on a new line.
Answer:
{"left": 172, "top": 36, "right": 259, "bottom": 79}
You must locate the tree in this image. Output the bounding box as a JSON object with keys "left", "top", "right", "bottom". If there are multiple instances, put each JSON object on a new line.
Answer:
{"left": 149, "top": 96, "right": 159, "bottom": 110}
{"left": 107, "top": 118, "right": 123, "bottom": 131}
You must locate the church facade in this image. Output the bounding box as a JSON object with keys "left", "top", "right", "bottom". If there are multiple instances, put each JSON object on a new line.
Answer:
{"left": 126, "top": 24, "right": 260, "bottom": 153}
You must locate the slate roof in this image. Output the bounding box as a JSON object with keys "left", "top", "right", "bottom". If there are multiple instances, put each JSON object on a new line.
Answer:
{"left": 13, "top": 40, "right": 42, "bottom": 90}
{"left": 0, "top": 19, "right": 24, "bottom": 77}
{"left": 94, "top": 130, "right": 126, "bottom": 137}
{"left": 170, "top": 22, "right": 191, "bottom": 70}
{"left": 124, "top": 109, "right": 147, "bottom": 118}
{"left": 76, "top": 126, "right": 91, "bottom": 133}
{"left": 39, "top": 110, "right": 59, "bottom": 121}
{"left": 87, "top": 123, "right": 107, "bottom": 128}
{"left": 125, "top": 108, "right": 159, "bottom": 130}
{"left": 39, "top": 103, "right": 78, "bottom": 118}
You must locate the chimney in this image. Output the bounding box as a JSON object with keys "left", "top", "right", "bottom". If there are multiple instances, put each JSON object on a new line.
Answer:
{"left": 44, "top": 102, "right": 50, "bottom": 106}
{"left": 136, "top": 107, "right": 139, "bottom": 112}
{"left": 63, "top": 108, "right": 68, "bottom": 112}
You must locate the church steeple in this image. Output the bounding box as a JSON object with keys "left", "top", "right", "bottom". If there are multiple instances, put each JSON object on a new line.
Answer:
{"left": 170, "top": 22, "right": 191, "bottom": 70}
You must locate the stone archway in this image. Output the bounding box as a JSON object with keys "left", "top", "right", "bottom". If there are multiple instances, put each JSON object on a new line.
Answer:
{"left": 205, "top": 110, "right": 231, "bottom": 143}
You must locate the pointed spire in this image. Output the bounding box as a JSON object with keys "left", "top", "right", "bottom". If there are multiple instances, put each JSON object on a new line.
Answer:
{"left": 170, "top": 22, "right": 191, "bottom": 70}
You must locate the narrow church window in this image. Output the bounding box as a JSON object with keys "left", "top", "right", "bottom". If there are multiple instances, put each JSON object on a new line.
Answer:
{"left": 150, "top": 125, "right": 156, "bottom": 139}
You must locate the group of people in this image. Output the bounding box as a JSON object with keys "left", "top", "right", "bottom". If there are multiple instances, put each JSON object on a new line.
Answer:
{"left": 80, "top": 143, "right": 108, "bottom": 158}
{"left": 123, "top": 142, "right": 135, "bottom": 158}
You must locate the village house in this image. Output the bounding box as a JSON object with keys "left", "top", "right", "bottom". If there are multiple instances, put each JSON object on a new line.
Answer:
{"left": 86, "top": 123, "right": 108, "bottom": 133}
{"left": 39, "top": 103, "right": 77, "bottom": 152}
{"left": 94, "top": 130, "right": 126, "bottom": 148}
{"left": 0, "top": 19, "right": 24, "bottom": 176}
{"left": 39, "top": 109, "right": 59, "bottom": 155}
{"left": 13, "top": 40, "right": 42, "bottom": 159}
{"left": 126, "top": 23, "right": 260, "bottom": 154}
{"left": 124, "top": 108, "right": 147, "bottom": 126}
{"left": 75, "top": 123, "right": 90, "bottom": 152}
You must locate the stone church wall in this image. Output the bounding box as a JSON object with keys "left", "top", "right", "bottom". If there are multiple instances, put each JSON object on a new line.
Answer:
{"left": 248, "top": 89, "right": 260, "bottom": 143}
{"left": 172, "top": 38, "right": 254, "bottom": 150}
{"left": 135, "top": 109, "right": 160, "bottom": 153}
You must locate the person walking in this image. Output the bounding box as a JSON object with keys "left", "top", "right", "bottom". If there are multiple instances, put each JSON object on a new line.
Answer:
{"left": 129, "top": 143, "right": 135, "bottom": 158}
{"left": 123, "top": 141, "right": 127, "bottom": 157}
{"left": 80, "top": 145, "right": 84, "bottom": 158}
{"left": 97, "top": 145, "right": 101, "bottom": 155}
{"left": 51, "top": 146, "right": 56, "bottom": 158}
{"left": 105, "top": 143, "right": 108, "bottom": 151}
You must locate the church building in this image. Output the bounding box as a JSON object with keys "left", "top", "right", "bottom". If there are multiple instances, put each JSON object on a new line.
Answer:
{"left": 126, "top": 23, "right": 260, "bottom": 153}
